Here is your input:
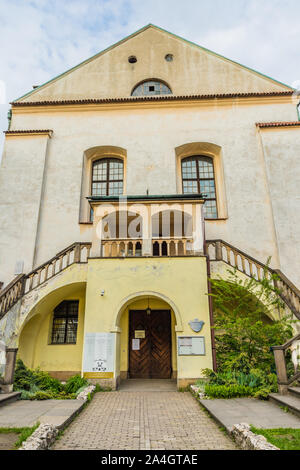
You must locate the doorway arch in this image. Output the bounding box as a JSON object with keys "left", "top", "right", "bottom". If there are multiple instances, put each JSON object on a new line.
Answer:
{"left": 114, "top": 292, "right": 181, "bottom": 381}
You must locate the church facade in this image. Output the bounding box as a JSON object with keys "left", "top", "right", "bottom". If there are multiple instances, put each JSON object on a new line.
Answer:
{"left": 0, "top": 24, "right": 299, "bottom": 390}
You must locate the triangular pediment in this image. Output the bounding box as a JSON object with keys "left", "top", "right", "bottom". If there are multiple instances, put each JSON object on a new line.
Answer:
{"left": 16, "top": 24, "right": 292, "bottom": 103}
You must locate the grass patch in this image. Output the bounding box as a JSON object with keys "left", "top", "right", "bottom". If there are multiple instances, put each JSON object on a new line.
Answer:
{"left": 0, "top": 423, "right": 39, "bottom": 448}
{"left": 250, "top": 426, "right": 300, "bottom": 450}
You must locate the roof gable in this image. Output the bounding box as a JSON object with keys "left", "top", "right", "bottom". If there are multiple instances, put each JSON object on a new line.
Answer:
{"left": 16, "top": 24, "right": 293, "bottom": 103}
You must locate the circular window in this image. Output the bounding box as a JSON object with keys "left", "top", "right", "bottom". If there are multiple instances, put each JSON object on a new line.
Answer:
{"left": 128, "top": 55, "right": 137, "bottom": 64}
{"left": 165, "top": 54, "right": 173, "bottom": 62}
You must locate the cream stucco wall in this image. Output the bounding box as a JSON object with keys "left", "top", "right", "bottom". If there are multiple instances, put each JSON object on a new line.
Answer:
{"left": 18, "top": 288, "right": 85, "bottom": 374}
{"left": 258, "top": 127, "right": 300, "bottom": 285}
{"left": 15, "top": 256, "right": 213, "bottom": 387}
{"left": 1, "top": 96, "right": 299, "bottom": 287}
{"left": 83, "top": 256, "right": 213, "bottom": 386}
{"left": 17, "top": 25, "right": 291, "bottom": 104}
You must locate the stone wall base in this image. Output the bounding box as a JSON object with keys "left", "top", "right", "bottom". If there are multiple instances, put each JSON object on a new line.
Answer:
{"left": 47, "top": 371, "right": 81, "bottom": 381}
{"left": 120, "top": 371, "right": 128, "bottom": 380}
{"left": 177, "top": 378, "right": 199, "bottom": 389}
{"left": 87, "top": 377, "right": 118, "bottom": 390}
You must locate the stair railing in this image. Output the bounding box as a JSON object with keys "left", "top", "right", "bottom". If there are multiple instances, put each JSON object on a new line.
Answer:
{"left": 271, "top": 333, "right": 300, "bottom": 394}
{"left": 205, "top": 239, "right": 300, "bottom": 320}
{"left": 205, "top": 239, "right": 300, "bottom": 394}
{"left": 0, "top": 242, "right": 91, "bottom": 319}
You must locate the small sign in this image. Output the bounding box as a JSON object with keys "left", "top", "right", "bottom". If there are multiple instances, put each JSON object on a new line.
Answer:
{"left": 135, "top": 330, "right": 145, "bottom": 339}
{"left": 132, "top": 339, "right": 140, "bottom": 350}
{"left": 178, "top": 336, "right": 205, "bottom": 356}
{"left": 189, "top": 319, "right": 205, "bottom": 333}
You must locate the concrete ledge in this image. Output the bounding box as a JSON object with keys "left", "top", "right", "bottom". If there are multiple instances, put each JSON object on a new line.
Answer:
{"left": 0, "top": 391, "right": 21, "bottom": 408}
{"left": 20, "top": 386, "right": 96, "bottom": 450}
{"left": 268, "top": 393, "right": 300, "bottom": 419}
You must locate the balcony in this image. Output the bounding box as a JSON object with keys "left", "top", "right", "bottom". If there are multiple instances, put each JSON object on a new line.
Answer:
{"left": 101, "top": 237, "right": 194, "bottom": 258}
{"left": 87, "top": 194, "right": 205, "bottom": 258}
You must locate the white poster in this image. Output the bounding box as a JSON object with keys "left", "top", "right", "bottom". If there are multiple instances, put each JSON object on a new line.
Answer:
{"left": 83, "top": 333, "right": 115, "bottom": 373}
{"left": 178, "top": 336, "right": 205, "bottom": 356}
{"left": 132, "top": 338, "right": 140, "bottom": 350}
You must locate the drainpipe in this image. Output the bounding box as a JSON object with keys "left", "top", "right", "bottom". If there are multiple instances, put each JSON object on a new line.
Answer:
{"left": 205, "top": 251, "right": 217, "bottom": 372}
{"left": 203, "top": 213, "right": 217, "bottom": 371}
{"left": 7, "top": 109, "right": 12, "bottom": 130}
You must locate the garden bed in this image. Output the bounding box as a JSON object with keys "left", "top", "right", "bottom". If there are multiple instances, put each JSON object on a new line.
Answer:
{"left": 250, "top": 426, "right": 300, "bottom": 450}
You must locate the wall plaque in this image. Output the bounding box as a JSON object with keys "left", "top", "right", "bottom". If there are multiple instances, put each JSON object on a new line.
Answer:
{"left": 135, "top": 330, "right": 145, "bottom": 339}
{"left": 83, "top": 333, "right": 115, "bottom": 373}
{"left": 178, "top": 336, "right": 205, "bottom": 356}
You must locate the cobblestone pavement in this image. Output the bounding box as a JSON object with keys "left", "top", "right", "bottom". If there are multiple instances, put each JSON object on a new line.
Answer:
{"left": 52, "top": 392, "right": 237, "bottom": 450}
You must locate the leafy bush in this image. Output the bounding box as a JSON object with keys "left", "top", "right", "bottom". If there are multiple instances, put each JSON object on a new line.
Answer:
{"left": 33, "top": 368, "right": 63, "bottom": 393}
{"left": 204, "top": 383, "right": 257, "bottom": 398}
{"left": 64, "top": 374, "right": 88, "bottom": 394}
{"left": 30, "top": 390, "right": 54, "bottom": 400}
{"left": 209, "top": 268, "right": 294, "bottom": 374}
{"left": 200, "top": 368, "right": 278, "bottom": 399}
{"left": 13, "top": 359, "right": 35, "bottom": 391}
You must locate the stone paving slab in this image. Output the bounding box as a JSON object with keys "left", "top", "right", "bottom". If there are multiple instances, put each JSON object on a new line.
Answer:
{"left": 119, "top": 379, "right": 177, "bottom": 392}
{"left": 199, "top": 397, "right": 300, "bottom": 432}
{"left": 52, "top": 392, "right": 237, "bottom": 450}
{"left": 0, "top": 432, "right": 19, "bottom": 450}
{"left": 0, "top": 399, "right": 84, "bottom": 429}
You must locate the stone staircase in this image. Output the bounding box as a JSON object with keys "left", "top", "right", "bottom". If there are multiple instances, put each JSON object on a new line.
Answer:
{"left": 0, "top": 242, "right": 91, "bottom": 319}
{"left": 0, "top": 238, "right": 299, "bottom": 398}
{"left": 269, "top": 387, "right": 300, "bottom": 419}
{"left": 0, "top": 391, "right": 21, "bottom": 407}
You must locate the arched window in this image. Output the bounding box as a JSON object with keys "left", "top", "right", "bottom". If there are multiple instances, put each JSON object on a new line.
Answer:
{"left": 92, "top": 158, "right": 123, "bottom": 196}
{"left": 131, "top": 80, "right": 172, "bottom": 96}
{"left": 51, "top": 300, "right": 79, "bottom": 344}
{"left": 181, "top": 156, "right": 217, "bottom": 219}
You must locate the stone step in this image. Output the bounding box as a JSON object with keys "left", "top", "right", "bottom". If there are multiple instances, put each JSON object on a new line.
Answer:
{"left": 0, "top": 391, "right": 21, "bottom": 408}
{"left": 268, "top": 393, "right": 300, "bottom": 419}
{"left": 288, "top": 386, "right": 300, "bottom": 399}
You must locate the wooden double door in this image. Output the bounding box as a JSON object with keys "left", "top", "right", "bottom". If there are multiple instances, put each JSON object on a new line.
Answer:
{"left": 129, "top": 310, "right": 171, "bottom": 379}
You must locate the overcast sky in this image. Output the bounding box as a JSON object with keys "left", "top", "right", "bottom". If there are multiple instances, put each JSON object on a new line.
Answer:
{"left": 0, "top": 0, "right": 299, "bottom": 153}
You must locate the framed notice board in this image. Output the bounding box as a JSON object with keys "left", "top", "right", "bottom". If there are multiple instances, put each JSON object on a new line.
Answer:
{"left": 177, "top": 336, "right": 205, "bottom": 356}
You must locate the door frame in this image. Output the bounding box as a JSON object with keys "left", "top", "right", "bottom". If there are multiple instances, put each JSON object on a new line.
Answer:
{"left": 128, "top": 309, "right": 172, "bottom": 379}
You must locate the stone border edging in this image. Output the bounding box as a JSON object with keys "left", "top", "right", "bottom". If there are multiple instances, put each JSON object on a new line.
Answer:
{"left": 231, "top": 423, "right": 279, "bottom": 450}
{"left": 190, "top": 385, "right": 280, "bottom": 451}
{"left": 76, "top": 385, "right": 96, "bottom": 401}
{"left": 20, "top": 385, "right": 96, "bottom": 450}
{"left": 20, "top": 424, "right": 58, "bottom": 450}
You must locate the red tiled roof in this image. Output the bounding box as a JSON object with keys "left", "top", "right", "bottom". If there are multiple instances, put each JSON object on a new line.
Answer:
{"left": 256, "top": 121, "right": 300, "bottom": 128}
{"left": 11, "top": 91, "right": 294, "bottom": 107}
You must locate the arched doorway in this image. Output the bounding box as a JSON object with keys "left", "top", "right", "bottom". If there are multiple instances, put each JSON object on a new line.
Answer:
{"left": 116, "top": 294, "right": 179, "bottom": 382}
{"left": 129, "top": 308, "right": 171, "bottom": 378}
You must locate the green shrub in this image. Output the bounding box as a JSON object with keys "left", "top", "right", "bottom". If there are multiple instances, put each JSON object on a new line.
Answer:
{"left": 33, "top": 368, "right": 63, "bottom": 393}
{"left": 30, "top": 391, "right": 54, "bottom": 400}
{"left": 14, "top": 360, "right": 80, "bottom": 399}
{"left": 209, "top": 268, "right": 294, "bottom": 375}
{"left": 64, "top": 374, "right": 88, "bottom": 394}
{"left": 200, "top": 368, "right": 277, "bottom": 399}
{"left": 13, "top": 359, "right": 35, "bottom": 391}
{"left": 204, "top": 383, "right": 258, "bottom": 398}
